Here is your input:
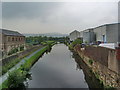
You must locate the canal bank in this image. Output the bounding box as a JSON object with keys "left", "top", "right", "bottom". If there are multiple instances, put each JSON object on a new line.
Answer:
{"left": 0, "top": 43, "right": 54, "bottom": 89}
{"left": 72, "top": 52, "right": 105, "bottom": 89}
{"left": 1, "top": 44, "right": 113, "bottom": 89}
{"left": 74, "top": 44, "right": 120, "bottom": 89}
{"left": 27, "top": 44, "right": 89, "bottom": 88}
{"left": 27, "top": 44, "right": 107, "bottom": 89}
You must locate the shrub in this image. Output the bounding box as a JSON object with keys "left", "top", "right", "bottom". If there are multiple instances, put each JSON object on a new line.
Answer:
{"left": 1, "top": 58, "right": 21, "bottom": 75}
{"left": 8, "top": 48, "right": 18, "bottom": 55}
{"left": 20, "top": 46, "right": 24, "bottom": 51}
{"left": 7, "top": 70, "right": 27, "bottom": 88}
{"left": 69, "top": 38, "right": 82, "bottom": 49}
{"left": 89, "top": 59, "right": 93, "bottom": 65}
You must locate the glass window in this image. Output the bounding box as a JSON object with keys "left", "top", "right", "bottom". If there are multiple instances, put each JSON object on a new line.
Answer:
{"left": 12, "top": 37, "right": 14, "bottom": 41}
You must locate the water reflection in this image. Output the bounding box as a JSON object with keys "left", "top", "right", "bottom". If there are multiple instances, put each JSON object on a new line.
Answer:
{"left": 27, "top": 44, "right": 89, "bottom": 88}
{"left": 72, "top": 52, "right": 104, "bottom": 89}
{"left": 26, "top": 44, "right": 104, "bottom": 89}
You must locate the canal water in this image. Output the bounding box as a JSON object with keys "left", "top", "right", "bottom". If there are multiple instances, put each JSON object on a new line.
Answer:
{"left": 27, "top": 44, "right": 102, "bottom": 88}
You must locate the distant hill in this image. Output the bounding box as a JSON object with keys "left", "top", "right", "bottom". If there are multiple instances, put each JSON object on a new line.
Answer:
{"left": 23, "top": 33, "right": 68, "bottom": 37}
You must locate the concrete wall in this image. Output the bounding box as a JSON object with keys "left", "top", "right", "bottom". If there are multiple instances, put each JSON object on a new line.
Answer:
{"left": 69, "top": 30, "right": 80, "bottom": 41}
{"left": 0, "top": 33, "right": 2, "bottom": 59}
{"left": 83, "top": 30, "right": 90, "bottom": 43}
{"left": 0, "top": 33, "right": 2, "bottom": 51}
{"left": 83, "top": 29, "right": 95, "bottom": 43}
{"left": 106, "top": 24, "right": 119, "bottom": 43}
{"left": 93, "top": 25, "right": 107, "bottom": 42}
{"left": 118, "top": 1, "right": 120, "bottom": 42}
{"left": 118, "top": 24, "right": 120, "bottom": 42}
{"left": 93, "top": 23, "right": 119, "bottom": 43}
{"left": 80, "top": 31, "right": 83, "bottom": 37}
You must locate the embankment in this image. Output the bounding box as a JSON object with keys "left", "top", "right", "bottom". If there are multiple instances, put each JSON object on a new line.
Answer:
{"left": 1, "top": 43, "right": 55, "bottom": 89}
{"left": 74, "top": 44, "right": 120, "bottom": 88}
{"left": 1, "top": 45, "right": 43, "bottom": 75}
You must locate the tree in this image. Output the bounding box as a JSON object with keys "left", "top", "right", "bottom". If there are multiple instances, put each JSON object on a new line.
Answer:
{"left": 7, "top": 70, "right": 27, "bottom": 88}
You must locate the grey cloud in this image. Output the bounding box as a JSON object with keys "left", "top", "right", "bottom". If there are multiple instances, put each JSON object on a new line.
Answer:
{"left": 2, "top": 2, "right": 118, "bottom": 34}
{"left": 2, "top": 2, "right": 62, "bottom": 20}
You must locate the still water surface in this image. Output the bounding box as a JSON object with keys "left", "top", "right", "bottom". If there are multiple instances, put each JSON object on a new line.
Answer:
{"left": 28, "top": 44, "right": 89, "bottom": 88}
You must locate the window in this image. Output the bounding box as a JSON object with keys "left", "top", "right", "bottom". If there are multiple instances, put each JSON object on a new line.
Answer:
{"left": 8, "top": 37, "right": 10, "bottom": 41}
{"left": 102, "top": 35, "right": 106, "bottom": 43}
{"left": 12, "top": 37, "right": 14, "bottom": 41}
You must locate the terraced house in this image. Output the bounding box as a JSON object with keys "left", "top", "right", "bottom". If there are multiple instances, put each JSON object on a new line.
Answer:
{"left": 0, "top": 29, "right": 25, "bottom": 56}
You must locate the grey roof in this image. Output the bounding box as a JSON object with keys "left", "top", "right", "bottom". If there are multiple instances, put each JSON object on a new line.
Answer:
{"left": 93, "top": 23, "right": 120, "bottom": 29}
{"left": 70, "top": 30, "right": 80, "bottom": 34}
{"left": 0, "top": 29, "right": 24, "bottom": 36}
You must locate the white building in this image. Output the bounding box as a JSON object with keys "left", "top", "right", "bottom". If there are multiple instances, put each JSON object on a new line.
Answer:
{"left": 93, "top": 23, "right": 120, "bottom": 43}
{"left": 69, "top": 30, "right": 80, "bottom": 41}
{"left": 83, "top": 28, "right": 95, "bottom": 43}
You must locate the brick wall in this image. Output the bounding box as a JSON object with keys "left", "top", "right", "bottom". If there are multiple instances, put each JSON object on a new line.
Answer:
{"left": 74, "top": 44, "right": 120, "bottom": 74}
{"left": 74, "top": 44, "right": 120, "bottom": 87}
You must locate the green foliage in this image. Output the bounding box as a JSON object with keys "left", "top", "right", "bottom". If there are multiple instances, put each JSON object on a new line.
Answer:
{"left": 0, "top": 80, "right": 8, "bottom": 89}
{"left": 41, "top": 41, "right": 55, "bottom": 46}
{"left": 94, "top": 72, "right": 100, "bottom": 80}
{"left": 1, "top": 47, "right": 42, "bottom": 76}
{"left": 7, "top": 69, "right": 27, "bottom": 88}
{"left": 89, "top": 59, "right": 93, "bottom": 65}
{"left": 20, "top": 46, "right": 24, "bottom": 51}
{"left": 1, "top": 42, "right": 54, "bottom": 89}
{"left": 8, "top": 48, "right": 18, "bottom": 55}
{"left": 22, "top": 46, "right": 48, "bottom": 71}
{"left": 1, "top": 47, "right": 48, "bottom": 89}
{"left": 69, "top": 38, "right": 82, "bottom": 49}
{"left": 26, "top": 36, "right": 68, "bottom": 45}
{"left": 1, "top": 58, "right": 21, "bottom": 75}
{"left": 104, "top": 86, "right": 116, "bottom": 90}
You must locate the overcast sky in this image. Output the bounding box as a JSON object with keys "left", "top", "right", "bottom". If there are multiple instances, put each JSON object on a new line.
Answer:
{"left": 1, "top": 1, "right": 119, "bottom": 34}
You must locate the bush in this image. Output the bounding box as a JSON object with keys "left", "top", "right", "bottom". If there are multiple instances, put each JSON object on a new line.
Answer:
{"left": 7, "top": 69, "right": 27, "bottom": 88}
{"left": 1, "top": 43, "right": 55, "bottom": 89}
{"left": 8, "top": 48, "right": 18, "bottom": 55}
{"left": 20, "top": 46, "right": 24, "bottom": 51}
{"left": 69, "top": 38, "right": 82, "bottom": 49}
{"left": 1, "top": 58, "right": 21, "bottom": 75}
{"left": 89, "top": 59, "right": 93, "bottom": 65}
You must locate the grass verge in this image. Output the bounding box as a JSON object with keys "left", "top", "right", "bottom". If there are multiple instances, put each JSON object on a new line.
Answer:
{"left": 0, "top": 44, "right": 54, "bottom": 89}
{"left": 1, "top": 46, "right": 42, "bottom": 76}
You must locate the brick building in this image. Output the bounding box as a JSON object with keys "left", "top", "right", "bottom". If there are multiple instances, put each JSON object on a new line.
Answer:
{"left": 0, "top": 29, "right": 25, "bottom": 56}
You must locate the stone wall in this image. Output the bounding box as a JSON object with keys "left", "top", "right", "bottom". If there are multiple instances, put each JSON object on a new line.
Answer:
{"left": 1, "top": 45, "right": 41, "bottom": 66}
{"left": 74, "top": 44, "right": 120, "bottom": 88}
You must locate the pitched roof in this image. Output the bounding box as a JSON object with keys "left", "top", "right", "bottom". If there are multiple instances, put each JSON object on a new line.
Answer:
{"left": 0, "top": 29, "right": 24, "bottom": 36}
{"left": 70, "top": 30, "right": 80, "bottom": 34}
